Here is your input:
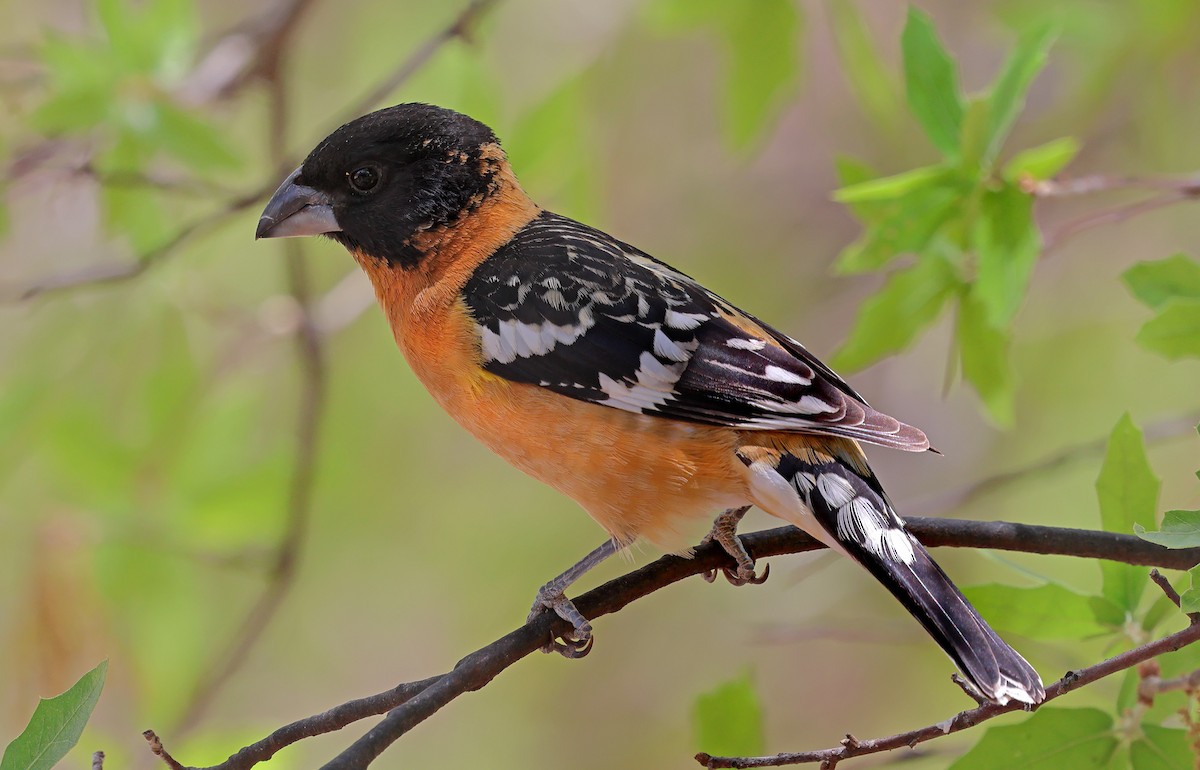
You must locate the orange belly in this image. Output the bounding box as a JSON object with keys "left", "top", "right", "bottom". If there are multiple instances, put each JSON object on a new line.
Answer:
{"left": 399, "top": 298, "right": 750, "bottom": 548}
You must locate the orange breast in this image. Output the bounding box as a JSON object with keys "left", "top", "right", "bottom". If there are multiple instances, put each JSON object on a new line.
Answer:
{"left": 351, "top": 192, "right": 748, "bottom": 546}
{"left": 389, "top": 288, "right": 750, "bottom": 548}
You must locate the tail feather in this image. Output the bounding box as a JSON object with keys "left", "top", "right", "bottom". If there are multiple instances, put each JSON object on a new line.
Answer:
{"left": 744, "top": 444, "right": 1045, "bottom": 706}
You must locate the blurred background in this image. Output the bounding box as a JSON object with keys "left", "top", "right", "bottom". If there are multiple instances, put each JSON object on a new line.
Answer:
{"left": 1, "top": 0, "right": 1199, "bottom": 768}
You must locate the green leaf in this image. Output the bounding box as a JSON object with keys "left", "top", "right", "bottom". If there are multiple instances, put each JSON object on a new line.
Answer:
{"left": 901, "top": 8, "right": 964, "bottom": 157}
{"left": 957, "top": 290, "right": 1016, "bottom": 426}
{"left": 32, "top": 90, "right": 112, "bottom": 134}
{"left": 31, "top": 36, "right": 116, "bottom": 133}
{"left": 1142, "top": 592, "right": 1182, "bottom": 632}
{"left": 104, "top": 184, "right": 169, "bottom": 255}
{"left": 506, "top": 72, "right": 601, "bottom": 220}
{"left": 1096, "top": 414, "right": 1160, "bottom": 617}
{"left": 834, "top": 178, "right": 961, "bottom": 274}
{"left": 152, "top": 103, "right": 241, "bottom": 171}
{"left": 947, "top": 707, "right": 1117, "bottom": 769}
{"left": 973, "top": 184, "right": 1041, "bottom": 327}
{"left": 1131, "top": 724, "right": 1193, "bottom": 770}
{"left": 982, "top": 22, "right": 1058, "bottom": 166}
{"left": 97, "top": 0, "right": 196, "bottom": 79}
{"left": 962, "top": 583, "right": 1108, "bottom": 640}
{"left": 1123, "top": 254, "right": 1200, "bottom": 309}
{"left": 644, "top": 0, "right": 801, "bottom": 151}
{"left": 833, "top": 155, "right": 878, "bottom": 219}
{"left": 833, "top": 164, "right": 951, "bottom": 202}
{"left": 1136, "top": 300, "right": 1200, "bottom": 359}
{"left": 720, "top": 0, "right": 801, "bottom": 150}
{"left": 958, "top": 96, "right": 992, "bottom": 172}
{"left": 831, "top": 247, "right": 961, "bottom": 371}
{"left": 1179, "top": 565, "right": 1200, "bottom": 615}
{"left": 828, "top": 0, "right": 901, "bottom": 131}
{"left": 1, "top": 661, "right": 108, "bottom": 770}
{"left": 693, "top": 671, "right": 764, "bottom": 758}
{"left": 1004, "top": 136, "right": 1080, "bottom": 181}
{"left": 1135, "top": 510, "right": 1200, "bottom": 549}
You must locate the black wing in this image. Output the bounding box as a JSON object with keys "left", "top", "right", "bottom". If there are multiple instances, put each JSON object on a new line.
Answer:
{"left": 462, "top": 212, "right": 929, "bottom": 451}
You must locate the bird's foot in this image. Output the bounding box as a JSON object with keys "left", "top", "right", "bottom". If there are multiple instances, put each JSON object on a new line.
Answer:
{"left": 700, "top": 506, "right": 769, "bottom": 586}
{"left": 528, "top": 585, "right": 594, "bottom": 659}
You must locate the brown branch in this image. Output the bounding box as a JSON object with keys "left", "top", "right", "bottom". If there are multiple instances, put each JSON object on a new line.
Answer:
{"left": 701, "top": 565, "right": 1200, "bottom": 768}
{"left": 167, "top": 10, "right": 326, "bottom": 738}
{"left": 4, "top": 189, "right": 266, "bottom": 302}
{"left": 178, "top": 0, "right": 318, "bottom": 104}
{"left": 1139, "top": 667, "right": 1200, "bottom": 702}
{"left": 699, "top": 616, "right": 1200, "bottom": 767}
{"left": 142, "top": 518, "right": 1200, "bottom": 770}
{"left": 91, "top": 751, "right": 105, "bottom": 770}
{"left": 1024, "top": 170, "right": 1200, "bottom": 253}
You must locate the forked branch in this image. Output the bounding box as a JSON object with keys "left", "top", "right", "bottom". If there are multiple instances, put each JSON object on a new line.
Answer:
{"left": 141, "top": 519, "right": 1200, "bottom": 770}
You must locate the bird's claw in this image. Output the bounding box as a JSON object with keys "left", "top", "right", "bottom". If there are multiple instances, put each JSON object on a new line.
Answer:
{"left": 702, "top": 562, "right": 770, "bottom": 586}
{"left": 529, "top": 586, "right": 595, "bottom": 658}
{"left": 700, "top": 506, "right": 767, "bottom": 587}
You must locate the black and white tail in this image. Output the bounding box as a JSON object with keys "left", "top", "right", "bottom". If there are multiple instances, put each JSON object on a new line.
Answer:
{"left": 742, "top": 445, "right": 1045, "bottom": 706}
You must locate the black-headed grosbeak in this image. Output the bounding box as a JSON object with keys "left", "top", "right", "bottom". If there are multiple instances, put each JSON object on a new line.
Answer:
{"left": 256, "top": 103, "right": 1044, "bottom": 706}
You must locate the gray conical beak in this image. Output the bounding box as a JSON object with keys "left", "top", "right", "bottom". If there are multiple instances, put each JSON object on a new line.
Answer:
{"left": 255, "top": 167, "right": 342, "bottom": 239}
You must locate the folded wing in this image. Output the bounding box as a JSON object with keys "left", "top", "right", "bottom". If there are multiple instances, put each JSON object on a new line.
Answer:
{"left": 462, "top": 211, "right": 929, "bottom": 452}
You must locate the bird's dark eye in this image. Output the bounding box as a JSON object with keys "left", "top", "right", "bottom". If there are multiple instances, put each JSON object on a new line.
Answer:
{"left": 348, "top": 166, "right": 381, "bottom": 193}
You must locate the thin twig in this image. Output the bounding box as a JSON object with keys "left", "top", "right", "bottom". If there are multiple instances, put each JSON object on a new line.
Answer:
{"left": 698, "top": 586, "right": 1200, "bottom": 767}
{"left": 168, "top": 11, "right": 327, "bottom": 737}
{"left": 1151, "top": 568, "right": 1183, "bottom": 608}
{"left": 914, "top": 411, "right": 1200, "bottom": 521}
{"left": 143, "top": 519, "right": 1200, "bottom": 770}
{"left": 335, "top": 0, "right": 498, "bottom": 126}
{"left": 1138, "top": 667, "right": 1200, "bottom": 704}
{"left": 1043, "top": 189, "right": 1199, "bottom": 253}
{"left": 145, "top": 677, "right": 442, "bottom": 770}
{"left": 91, "top": 751, "right": 105, "bottom": 770}
{"left": 1022, "top": 172, "right": 1200, "bottom": 198}
{"left": 5, "top": 189, "right": 266, "bottom": 302}
{"left": 8, "top": 0, "right": 499, "bottom": 303}
{"left": 144, "top": 731, "right": 186, "bottom": 770}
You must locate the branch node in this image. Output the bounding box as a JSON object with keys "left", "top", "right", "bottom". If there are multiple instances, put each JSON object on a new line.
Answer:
{"left": 143, "top": 730, "right": 186, "bottom": 770}
{"left": 840, "top": 733, "right": 860, "bottom": 749}
{"left": 951, "top": 673, "right": 988, "bottom": 706}
{"left": 1151, "top": 569, "right": 1183, "bottom": 608}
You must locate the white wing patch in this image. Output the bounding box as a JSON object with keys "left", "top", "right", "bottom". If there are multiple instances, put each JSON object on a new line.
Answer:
{"left": 764, "top": 365, "right": 809, "bottom": 385}
{"left": 726, "top": 337, "right": 767, "bottom": 351}
{"left": 477, "top": 308, "right": 596, "bottom": 365}
{"left": 598, "top": 351, "right": 690, "bottom": 411}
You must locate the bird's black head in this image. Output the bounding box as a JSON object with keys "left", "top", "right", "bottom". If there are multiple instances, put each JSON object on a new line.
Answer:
{"left": 256, "top": 103, "right": 505, "bottom": 268}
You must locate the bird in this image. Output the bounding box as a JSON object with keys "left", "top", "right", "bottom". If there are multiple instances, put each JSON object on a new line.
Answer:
{"left": 256, "top": 102, "right": 1045, "bottom": 706}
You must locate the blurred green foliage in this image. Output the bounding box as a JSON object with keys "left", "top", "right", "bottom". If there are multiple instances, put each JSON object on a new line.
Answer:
{"left": 2, "top": 0, "right": 1199, "bottom": 769}
{"left": 35, "top": 0, "right": 237, "bottom": 253}
{"left": 692, "top": 670, "right": 765, "bottom": 759}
